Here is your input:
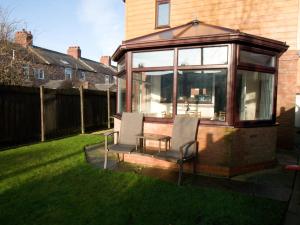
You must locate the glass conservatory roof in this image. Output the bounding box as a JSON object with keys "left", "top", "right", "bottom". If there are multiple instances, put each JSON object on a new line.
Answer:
{"left": 126, "top": 20, "right": 236, "bottom": 43}
{"left": 112, "top": 20, "right": 288, "bottom": 61}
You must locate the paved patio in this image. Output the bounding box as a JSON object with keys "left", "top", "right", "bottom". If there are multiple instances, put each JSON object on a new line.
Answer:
{"left": 84, "top": 137, "right": 300, "bottom": 225}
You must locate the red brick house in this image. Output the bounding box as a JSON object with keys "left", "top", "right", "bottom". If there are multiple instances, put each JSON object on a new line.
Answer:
{"left": 14, "top": 29, "right": 116, "bottom": 90}
{"left": 110, "top": 0, "right": 300, "bottom": 177}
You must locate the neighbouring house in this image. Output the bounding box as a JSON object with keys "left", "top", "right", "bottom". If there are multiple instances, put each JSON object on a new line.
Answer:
{"left": 13, "top": 29, "right": 116, "bottom": 90}
{"left": 111, "top": 0, "right": 300, "bottom": 176}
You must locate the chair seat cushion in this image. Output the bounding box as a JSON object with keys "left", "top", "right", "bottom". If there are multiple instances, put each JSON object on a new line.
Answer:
{"left": 107, "top": 144, "right": 136, "bottom": 153}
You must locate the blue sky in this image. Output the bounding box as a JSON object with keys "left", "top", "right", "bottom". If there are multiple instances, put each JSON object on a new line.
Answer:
{"left": 0, "top": 0, "right": 125, "bottom": 62}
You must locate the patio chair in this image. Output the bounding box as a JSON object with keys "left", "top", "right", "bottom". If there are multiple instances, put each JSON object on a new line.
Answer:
{"left": 103, "top": 112, "right": 143, "bottom": 169}
{"left": 155, "top": 115, "right": 199, "bottom": 185}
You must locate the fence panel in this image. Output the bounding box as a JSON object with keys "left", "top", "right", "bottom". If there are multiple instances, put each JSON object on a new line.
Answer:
{"left": 44, "top": 89, "right": 81, "bottom": 139}
{"left": 0, "top": 86, "right": 41, "bottom": 147}
{"left": 0, "top": 85, "right": 116, "bottom": 149}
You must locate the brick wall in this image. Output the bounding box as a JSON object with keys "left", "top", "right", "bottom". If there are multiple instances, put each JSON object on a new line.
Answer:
{"left": 114, "top": 118, "right": 277, "bottom": 176}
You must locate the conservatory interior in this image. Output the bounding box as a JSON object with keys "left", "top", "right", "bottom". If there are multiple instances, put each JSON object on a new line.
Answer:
{"left": 112, "top": 20, "right": 288, "bottom": 176}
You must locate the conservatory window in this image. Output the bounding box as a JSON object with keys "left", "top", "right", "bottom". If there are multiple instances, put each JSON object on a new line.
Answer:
{"left": 132, "top": 71, "right": 173, "bottom": 118}
{"left": 177, "top": 69, "right": 227, "bottom": 121}
{"left": 240, "top": 50, "right": 275, "bottom": 68}
{"left": 117, "top": 77, "right": 126, "bottom": 113}
{"left": 237, "top": 70, "right": 274, "bottom": 121}
{"left": 132, "top": 50, "right": 174, "bottom": 68}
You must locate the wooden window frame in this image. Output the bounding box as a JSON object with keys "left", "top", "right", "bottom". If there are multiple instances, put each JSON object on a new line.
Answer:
{"left": 155, "top": 0, "right": 170, "bottom": 29}
{"left": 126, "top": 44, "right": 234, "bottom": 125}
{"left": 234, "top": 44, "right": 279, "bottom": 127}
{"left": 118, "top": 43, "right": 280, "bottom": 128}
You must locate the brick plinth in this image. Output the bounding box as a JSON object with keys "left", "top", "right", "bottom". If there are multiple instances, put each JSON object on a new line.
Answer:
{"left": 114, "top": 118, "right": 278, "bottom": 177}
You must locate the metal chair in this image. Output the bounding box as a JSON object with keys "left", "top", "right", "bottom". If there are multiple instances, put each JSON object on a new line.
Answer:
{"left": 155, "top": 115, "right": 199, "bottom": 185}
{"left": 103, "top": 112, "right": 143, "bottom": 169}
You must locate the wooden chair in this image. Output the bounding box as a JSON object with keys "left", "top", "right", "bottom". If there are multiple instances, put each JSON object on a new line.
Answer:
{"left": 103, "top": 112, "right": 143, "bottom": 169}
{"left": 155, "top": 116, "right": 199, "bottom": 185}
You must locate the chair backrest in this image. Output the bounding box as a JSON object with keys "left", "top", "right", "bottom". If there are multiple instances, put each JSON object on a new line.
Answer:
{"left": 171, "top": 116, "right": 199, "bottom": 151}
{"left": 119, "top": 112, "right": 143, "bottom": 145}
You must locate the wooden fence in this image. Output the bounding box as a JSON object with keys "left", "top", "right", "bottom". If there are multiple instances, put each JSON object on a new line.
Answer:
{"left": 0, "top": 85, "right": 116, "bottom": 148}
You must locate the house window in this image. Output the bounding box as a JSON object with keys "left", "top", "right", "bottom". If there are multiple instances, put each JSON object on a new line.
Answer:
{"left": 33, "top": 68, "right": 44, "bottom": 80}
{"left": 23, "top": 65, "right": 30, "bottom": 79}
{"left": 105, "top": 75, "right": 110, "bottom": 84}
{"left": 156, "top": 0, "right": 170, "bottom": 28}
{"left": 65, "top": 68, "right": 72, "bottom": 80}
{"left": 132, "top": 71, "right": 173, "bottom": 118}
{"left": 79, "top": 71, "right": 85, "bottom": 81}
{"left": 237, "top": 70, "right": 274, "bottom": 121}
{"left": 177, "top": 69, "right": 227, "bottom": 121}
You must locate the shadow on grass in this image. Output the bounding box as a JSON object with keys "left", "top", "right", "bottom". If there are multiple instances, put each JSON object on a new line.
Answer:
{"left": 0, "top": 149, "right": 83, "bottom": 181}
{"left": 0, "top": 163, "right": 286, "bottom": 225}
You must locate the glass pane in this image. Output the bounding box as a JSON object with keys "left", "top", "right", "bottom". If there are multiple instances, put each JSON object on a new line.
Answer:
{"left": 132, "top": 71, "right": 173, "bottom": 118}
{"left": 133, "top": 50, "right": 174, "bottom": 68}
{"left": 177, "top": 69, "right": 227, "bottom": 121}
{"left": 157, "top": 3, "right": 170, "bottom": 26}
{"left": 117, "top": 77, "right": 126, "bottom": 113}
{"left": 203, "top": 46, "right": 228, "bottom": 65}
{"left": 237, "top": 70, "right": 274, "bottom": 120}
{"left": 178, "top": 48, "right": 201, "bottom": 66}
{"left": 240, "top": 50, "right": 275, "bottom": 67}
{"left": 117, "top": 58, "right": 125, "bottom": 72}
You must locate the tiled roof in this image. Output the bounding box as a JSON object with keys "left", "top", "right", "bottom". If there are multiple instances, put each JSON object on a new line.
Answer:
{"left": 30, "top": 45, "right": 116, "bottom": 76}
{"left": 80, "top": 58, "right": 116, "bottom": 76}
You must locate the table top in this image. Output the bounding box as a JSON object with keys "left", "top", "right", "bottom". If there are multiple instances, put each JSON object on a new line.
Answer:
{"left": 137, "top": 133, "right": 171, "bottom": 140}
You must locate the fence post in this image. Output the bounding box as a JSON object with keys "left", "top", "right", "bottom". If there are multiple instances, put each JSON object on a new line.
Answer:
{"left": 40, "top": 86, "right": 45, "bottom": 142}
{"left": 80, "top": 85, "right": 85, "bottom": 134}
{"left": 107, "top": 87, "right": 111, "bottom": 129}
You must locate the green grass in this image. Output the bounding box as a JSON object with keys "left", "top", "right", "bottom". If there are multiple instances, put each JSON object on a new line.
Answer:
{"left": 0, "top": 134, "right": 286, "bottom": 225}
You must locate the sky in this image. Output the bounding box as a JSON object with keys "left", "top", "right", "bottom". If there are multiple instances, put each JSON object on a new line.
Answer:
{"left": 0, "top": 0, "right": 125, "bottom": 62}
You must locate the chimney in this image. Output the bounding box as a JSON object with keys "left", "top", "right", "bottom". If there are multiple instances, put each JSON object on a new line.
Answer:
{"left": 100, "top": 56, "right": 111, "bottom": 66}
{"left": 14, "top": 29, "right": 33, "bottom": 47}
{"left": 67, "top": 46, "right": 81, "bottom": 59}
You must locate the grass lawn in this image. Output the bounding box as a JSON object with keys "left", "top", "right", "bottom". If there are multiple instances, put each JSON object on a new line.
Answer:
{"left": 0, "top": 134, "right": 286, "bottom": 225}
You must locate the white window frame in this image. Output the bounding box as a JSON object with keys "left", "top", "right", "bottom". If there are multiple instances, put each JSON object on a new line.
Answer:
{"left": 33, "top": 68, "right": 44, "bottom": 80}
{"left": 79, "top": 71, "right": 86, "bottom": 81}
{"left": 23, "top": 64, "right": 30, "bottom": 79}
{"left": 65, "top": 68, "right": 72, "bottom": 80}
{"left": 38, "top": 69, "right": 44, "bottom": 80}
{"left": 105, "top": 75, "right": 110, "bottom": 84}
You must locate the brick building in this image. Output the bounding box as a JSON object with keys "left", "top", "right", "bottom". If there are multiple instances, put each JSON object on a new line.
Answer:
{"left": 14, "top": 29, "right": 116, "bottom": 90}
{"left": 109, "top": 0, "right": 300, "bottom": 176}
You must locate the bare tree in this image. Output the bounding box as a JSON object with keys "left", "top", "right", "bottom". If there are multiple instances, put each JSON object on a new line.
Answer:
{"left": 0, "top": 7, "right": 34, "bottom": 85}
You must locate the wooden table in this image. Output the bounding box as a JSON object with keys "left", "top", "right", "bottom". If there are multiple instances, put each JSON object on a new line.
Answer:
{"left": 136, "top": 133, "right": 171, "bottom": 153}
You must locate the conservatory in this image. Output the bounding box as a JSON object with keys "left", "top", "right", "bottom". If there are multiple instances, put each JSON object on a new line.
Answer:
{"left": 112, "top": 20, "right": 288, "bottom": 176}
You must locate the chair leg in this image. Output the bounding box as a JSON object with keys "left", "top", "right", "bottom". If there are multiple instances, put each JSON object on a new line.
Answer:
{"left": 178, "top": 162, "right": 183, "bottom": 186}
{"left": 117, "top": 153, "right": 120, "bottom": 162}
{"left": 104, "top": 150, "right": 108, "bottom": 169}
{"left": 193, "top": 159, "right": 197, "bottom": 175}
